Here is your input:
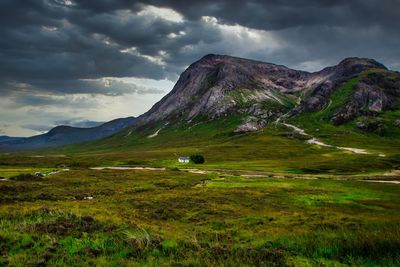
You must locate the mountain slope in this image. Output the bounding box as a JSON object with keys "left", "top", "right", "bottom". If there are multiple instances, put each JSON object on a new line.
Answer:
{"left": 136, "top": 54, "right": 394, "bottom": 133}
{"left": 0, "top": 136, "right": 23, "bottom": 143}
{"left": 0, "top": 117, "right": 137, "bottom": 151}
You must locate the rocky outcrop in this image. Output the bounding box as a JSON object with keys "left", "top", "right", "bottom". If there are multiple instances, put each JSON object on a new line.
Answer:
{"left": 356, "top": 117, "right": 385, "bottom": 133}
{"left": 331, "top": 71, "right": 400, "bottom": 125}
{"left": 292, "top": 58, "right": 388, "bottom": 116}
{"left": 234, "top": 116, "right": 268, "bottom": 133}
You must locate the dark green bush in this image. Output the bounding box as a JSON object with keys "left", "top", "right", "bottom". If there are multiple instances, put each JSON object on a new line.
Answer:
{"left": 190, "top": 155, "right": 205, "bottom": 164}
{"left": 9, "top": 173, "right": 43, "bottom": 181}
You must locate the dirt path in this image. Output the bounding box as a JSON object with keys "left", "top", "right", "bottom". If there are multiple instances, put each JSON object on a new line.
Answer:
{"left": 282, "top": 123, "right": 307, "bottom": 135}
{"left": 281, "top": 122, "right": 373, "bottom": 155}
{"left": 90, "top": 166, "right": 166, "bottom": 171}
{"left": 360, "top": 180, "right": 400, "bottom": 184}
{"left": 147, "top": 128, "right": 162, "bottom": 138}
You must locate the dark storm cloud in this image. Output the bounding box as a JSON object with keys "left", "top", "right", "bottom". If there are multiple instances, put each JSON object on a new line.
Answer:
{"left": 71, "top": 0, "right": 399, "bottom": 32}
{"left": 0, "top": 0, "right": 399, "bottom": 128}
{"left": 54, "top": 119, "right": 104, "bottom": 128}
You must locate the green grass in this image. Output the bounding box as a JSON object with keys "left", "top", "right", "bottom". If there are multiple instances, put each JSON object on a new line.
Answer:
{"left": 0, "top": 168, "right": 399, "bottom": 266}
{"left": 0, "top": 112, "right": 399, "bottom": 175}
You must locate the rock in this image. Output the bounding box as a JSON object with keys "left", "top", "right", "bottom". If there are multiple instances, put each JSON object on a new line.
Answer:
{"left": 34, "top": 172, "right": 45, "bottom": 177}
{"left": 356, "top": 117, "right": 385, "bottom": 133}
{"left": 287, "top": 133, "right": 295, "bottom": 139}
{"left": 234, "top": 122, "right": 259, "bottom": 133}
{"left": 82, "top": 215, "right": 94, "bottom": 222}
{"left": 75, "top": 196, "right": 94, "bottom": 201}
{"left": 394, "top": 119, "right": 400, "bottom": 127}
{"left": 234, "top": 116, "right": 266, "bottom": 132}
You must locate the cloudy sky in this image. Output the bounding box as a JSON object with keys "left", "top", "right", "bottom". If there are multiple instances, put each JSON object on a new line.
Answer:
{"left": 1, "top": 0, "right": 399, "bottom": 136}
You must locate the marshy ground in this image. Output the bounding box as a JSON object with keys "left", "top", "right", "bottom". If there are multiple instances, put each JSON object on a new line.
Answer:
{"left": 0, "top": 166, "right": 399, "bottom": 266}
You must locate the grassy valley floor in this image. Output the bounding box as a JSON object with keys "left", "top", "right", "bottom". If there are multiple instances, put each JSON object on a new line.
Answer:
{"left": 0, "top": 115, "right": 400, "bottom": 266}
{"left": 0, "top": 167, "right": 399, "bottom": 266}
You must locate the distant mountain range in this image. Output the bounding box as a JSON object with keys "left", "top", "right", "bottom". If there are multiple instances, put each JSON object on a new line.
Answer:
{"left": 0, "top": 136, "right": 23, "bottom": 143}
{"left": 0, "top": 117, "right": 136, "bottom": 150}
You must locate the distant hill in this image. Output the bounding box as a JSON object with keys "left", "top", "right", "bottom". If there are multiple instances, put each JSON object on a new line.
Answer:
{"left": 0, "top": 117, "right": 136, "bottom": 151}
{"left": 0, "top": 136, "right": 23, "bottom": 143}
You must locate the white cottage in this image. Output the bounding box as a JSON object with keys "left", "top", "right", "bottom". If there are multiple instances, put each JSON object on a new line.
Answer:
{"left": 178, "top": 156, "right": 190, "bottom": 163}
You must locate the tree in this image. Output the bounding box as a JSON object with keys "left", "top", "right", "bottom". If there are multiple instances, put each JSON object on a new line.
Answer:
{"left": 190, "top": 154, "right": 205, "bottom": 164}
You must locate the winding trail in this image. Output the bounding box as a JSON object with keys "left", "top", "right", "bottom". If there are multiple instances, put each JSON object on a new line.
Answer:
{"left": 281, "top": 122, "right": 373, "bottom": 155}
{"left": 360, "top": 180, "right": 400, "bottom": 184}
{"left": 147, "top": 128, "right": 162, "bottom": 138}
{"left": 273, "top": 103, "right": 379, "bottom": 155}
{"left": 90, "top": 166, "right": 166, "bottom": 171}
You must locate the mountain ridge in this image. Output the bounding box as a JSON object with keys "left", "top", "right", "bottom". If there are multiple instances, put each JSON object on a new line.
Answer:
{"left": 135, "top": 54, "right": 393, "bottom": 133}
{"left": 0, "top": 117, "right": 137, "bottom": 151}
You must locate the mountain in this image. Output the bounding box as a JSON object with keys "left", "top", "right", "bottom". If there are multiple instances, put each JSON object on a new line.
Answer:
{"left": 3, "top": 54, "right": 400, "bottom": 166}
{"left": 136, "top": 54, "right": 398, "bottom": 133}
{"left": 0, "top": 117, "right": 137, "bottom": 151}
{"left": 14, "top": 54, "right": 399, "bottom": 174}
{"left": 0, "top": 136, "right": 23, "bottom": 143}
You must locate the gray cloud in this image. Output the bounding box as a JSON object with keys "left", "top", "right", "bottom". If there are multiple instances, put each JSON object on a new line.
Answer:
{"left": 25, "top": 119, "right": 103, "bottom": 133}
{"left": 54, "top": 120, "right": 104, "bottom": 128}
{"left": 24, "top": 124, "right": 55, "bottom": 133}
{"left": 0, "top": 78, "right": 165, "bottom": 98}
{"left": 2, "top": 0, "right": 399, "bottom": 88}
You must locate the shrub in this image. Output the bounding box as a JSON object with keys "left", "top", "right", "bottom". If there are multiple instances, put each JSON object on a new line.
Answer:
{"left": 9, "top": 173, "right": 43, "bottom": 181}
{"left": 190, "top": 155, "right": 205, "bottom": 164}
{"left": 123, "top": 227, "right": 151, "bottom": 250}
{"left": 356, "top": 116, "right": 386, "bottom": 135}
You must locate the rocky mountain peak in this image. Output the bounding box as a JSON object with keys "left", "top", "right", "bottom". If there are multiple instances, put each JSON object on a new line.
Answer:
{"left": 138, "top": 54, "right": 311, "bottom": 125}
{"left": 137, "top": 54, "right": 394, "bottom": 131}
{"left": 334, "top": 57, "right": 387, "bottom": 77}
{"left": 338, "top": 57, "right": 387, "bottom": 70}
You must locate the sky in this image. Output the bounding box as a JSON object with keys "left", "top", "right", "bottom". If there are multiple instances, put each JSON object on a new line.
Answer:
{"left": 1, "top": 0, "right": 399, "bottom": 136}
